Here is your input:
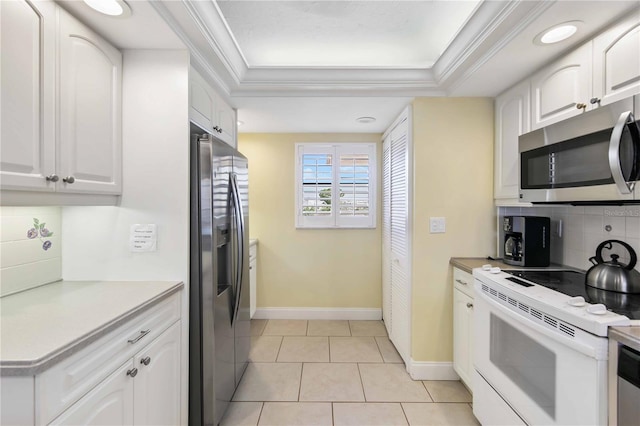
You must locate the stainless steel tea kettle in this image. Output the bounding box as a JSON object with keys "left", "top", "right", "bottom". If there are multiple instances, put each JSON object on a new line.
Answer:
{"left": 585, "top": 240, "right": 640, "bottom": 294}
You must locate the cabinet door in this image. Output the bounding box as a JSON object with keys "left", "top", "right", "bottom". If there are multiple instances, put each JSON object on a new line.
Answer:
{"left": 381, "top": 135, "right": 392, "bottom": 337}
{"left": 57, "top": 8, "right": 122, "bottom": 194}
{"left": 531, "top": 43, "right": 592, "bottom": 130}
{"left": 453, "top": 288, "right": 473, "bottom": 389}
{"left": 133, "top": 321, "right": 181, "bottom": 426}
{"left": 593, "top": 13, "right": 640, "bottom": 106}
{"left": 0, "top": 0, "right": 55, "bottom": 191}
{"left": 189, "top": 68, "right": 215, "bottom": 132}
{"left": 494, "top": 80, "right": 530, "bottom": 202}
{"left": 49, "top": 360, "right": 134, "bottom": 426}
{"left": 216, "top": 98, "right": 236, "bottom": 148}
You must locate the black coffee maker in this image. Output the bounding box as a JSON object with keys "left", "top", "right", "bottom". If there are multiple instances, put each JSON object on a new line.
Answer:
{"left": 503, "top": 216, "right": 550, "bottom": 267}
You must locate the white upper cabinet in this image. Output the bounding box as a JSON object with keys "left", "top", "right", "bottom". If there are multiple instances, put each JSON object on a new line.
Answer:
{"left": 531, "top": 43, "right": 593, "bottom": 130}
{"left": 189, "top": 69, "right": 216, "bottom": 131}
{"left": 592, "top": 13, "right": 640, "bottom": 106}
{"left": 494, "top": 80, "right": 530, "bottom": 202}
{"left": 189, "top": 68, "right": 237, "bottom": 148}
{"left": 0, "top": 0, "right": 56, "bottom": 191}
{"left": 0, "top": 1, "right": 122, "bottom": 197}
{"left": 58, "top": 8, "right": 122, "bottom": 194}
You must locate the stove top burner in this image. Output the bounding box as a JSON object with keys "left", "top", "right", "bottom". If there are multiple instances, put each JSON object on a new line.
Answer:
{"left": 505, "top": 270, "right": 640, "bottom": 320}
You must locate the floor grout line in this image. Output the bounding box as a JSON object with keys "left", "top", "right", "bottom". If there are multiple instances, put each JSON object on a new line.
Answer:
{"left": 421, "top": 381, "right": 434, "bottom": 403}
{"left": 255, "top": 401, "right": 265, "bottom": 426}
{"left": 356, "top": 362, "right": 367, "bottom": 402}
{"left": 297, "top": 362, "right": 304, "bottom": 402}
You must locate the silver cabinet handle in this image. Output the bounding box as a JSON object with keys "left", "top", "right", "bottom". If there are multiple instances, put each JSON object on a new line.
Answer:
{"left": 62, "top": 176, "right": 75, "bottom": 184}
{"left": 590, "top": 97, "right": 601, "bottom": 105}
{"left": 46, "top": 174, "right": 59, "bottom": 182}
{"left": 127, "top": 368, "right": 138, "bottom": 377}
{"left": 609, "top": 111, "right": 638, "bottom": 194}
{"left": 455, "top": 279, "right": 468, "bottom": 286}
{"left": 140, "top": 356, "right": 151, "bottom": 366}
{"left": 249, "top": 266, "right": 253, "bottom": 270}
{"left": 127, "top": 329, "right": 150, "bottom": 344}
{"left": 466, "top": 303, "right": 474, "bottom": 309}
{"left": 213, "top": 126, "right": 223, "bottom": 134}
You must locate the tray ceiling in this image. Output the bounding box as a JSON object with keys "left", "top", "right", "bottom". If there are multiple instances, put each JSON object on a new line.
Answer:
{"left": 216, "top": 1, "right": 480, "bottom": 68}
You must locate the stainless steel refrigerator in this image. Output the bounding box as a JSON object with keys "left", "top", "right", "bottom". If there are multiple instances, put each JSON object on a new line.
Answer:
{"left": 189, "top": 125, "right": 250, "bottom": 426}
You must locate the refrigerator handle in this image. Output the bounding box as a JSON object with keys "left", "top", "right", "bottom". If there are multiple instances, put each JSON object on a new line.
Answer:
{"left": 231, "top": 173, "right": 245, "bottom": 325}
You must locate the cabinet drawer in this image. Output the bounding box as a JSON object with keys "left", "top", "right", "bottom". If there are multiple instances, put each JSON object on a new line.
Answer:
{"left": 36, "top": 293, "right": 180, "bottom": 425}
{"left": 453, "top": 268, "right": 474, "bottom": 298}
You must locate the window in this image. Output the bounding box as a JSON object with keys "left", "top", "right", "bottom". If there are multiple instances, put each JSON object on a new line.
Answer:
{"left": 296, "top": 143, "right": 376, "bottom": 228}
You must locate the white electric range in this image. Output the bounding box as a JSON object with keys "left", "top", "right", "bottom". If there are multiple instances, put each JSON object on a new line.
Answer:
{"left": 472, "top": 266, "right": 637, "bottom": 426}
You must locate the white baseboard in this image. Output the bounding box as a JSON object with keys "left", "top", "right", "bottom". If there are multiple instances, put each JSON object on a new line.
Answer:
{"left": 252, "top": 307, "right": 382, "bottom": 320}
{"left": 408, "top": 359, "right": 460, "bottom": 380}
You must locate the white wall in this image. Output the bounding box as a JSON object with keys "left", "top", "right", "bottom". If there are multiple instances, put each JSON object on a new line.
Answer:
{"left": 500, "top": 205, "right": 640, "bottom": 272}
{"left": 62, "top": 49, "right": 190, "bottom": 425}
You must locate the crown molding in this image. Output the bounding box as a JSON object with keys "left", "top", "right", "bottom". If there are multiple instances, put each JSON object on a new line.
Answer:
{"left": 435, "top": 0, "right": 556, "bottom": 94}
{"left": 150, "top": 0, "right": 566, "bottom": 98}
{"left": 150, "top": 0, "right": 235, "bottom": 98}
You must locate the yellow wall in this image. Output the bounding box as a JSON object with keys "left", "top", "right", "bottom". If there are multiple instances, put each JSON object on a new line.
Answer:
{"left": 410, "top": 98, "right": 495, "bottom": 362}
{"left": 238, "top": 133, "right": 382, "bottom": 309}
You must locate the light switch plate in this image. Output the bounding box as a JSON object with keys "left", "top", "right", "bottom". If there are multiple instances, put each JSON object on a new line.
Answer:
{"left": 430, "top": 217, "right": 446, "bottom": 234}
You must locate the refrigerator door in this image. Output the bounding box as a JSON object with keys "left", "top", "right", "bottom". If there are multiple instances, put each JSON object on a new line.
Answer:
{"left": 210, "top": 136, "right": 236, "bottom": 426}
{"left": 189, "top": 134, "right": 216, "bottom": 426}
{"left": 231, "top": 152, "right": 250, "bottom": 385}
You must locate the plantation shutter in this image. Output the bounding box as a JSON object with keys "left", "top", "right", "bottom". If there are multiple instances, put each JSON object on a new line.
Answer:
{"left": 296, "top": 143, "right": 376, "bottom": 228}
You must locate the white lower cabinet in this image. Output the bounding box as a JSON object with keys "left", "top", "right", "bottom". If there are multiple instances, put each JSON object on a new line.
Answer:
{"left": 49, "top": 317, "right": 181, "bottom": 426}
{"left": 249, "top": 243, "right": 257, "bottom": 318}
{"left": 0, "top": 293, "right": 184, "bottom": 425}
{"left": 49, "top": 319, "right": 181, "bottom": 426}
{"left": 49, "top": 361, "right": 135, "bottom": 425}
{"left": 452, "top": 267, "right": 474, "bottom": 391}
{"left": 132, "top": 322, "right": 181, "bottom": 426}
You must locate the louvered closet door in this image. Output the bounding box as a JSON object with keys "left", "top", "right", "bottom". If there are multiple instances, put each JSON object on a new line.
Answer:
{"left": 381, "top": 135, "right": 392, "bottom": 336}
{"left": 389, "top": 117, "right": 411, "bottom": 365}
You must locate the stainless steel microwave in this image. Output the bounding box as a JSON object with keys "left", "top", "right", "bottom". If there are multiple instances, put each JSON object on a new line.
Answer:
{"left": 519, "top": 95, "right": 640, "bottom": 203}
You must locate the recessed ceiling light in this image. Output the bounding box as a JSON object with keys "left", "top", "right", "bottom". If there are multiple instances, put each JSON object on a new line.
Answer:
{"left": 356, "top": 116, "right": 376, "bottom": 124}
{"left": 237, "top": 120, "right": 244, "bottom": 126}
{"left": 83, "top": 0, "right": 132, "bottom": 17}
{"left": 535, "top": 21, "right": 581, "bottom": 45}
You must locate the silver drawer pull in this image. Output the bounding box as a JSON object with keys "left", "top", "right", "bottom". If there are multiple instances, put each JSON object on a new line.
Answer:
{"left": 466, "top": 303, "right": 474, "bottom": 309}
{"left": 127, "top": 329, "right": 150, "bottom": 344}
{"left": 455, "top": 279, "right": 468, "bottom": 286}
{"left": 140, "top": 356, "right": 151, "bottom": 366}
{"left": 127, "top": 368, "right": 138, "bottom": 377}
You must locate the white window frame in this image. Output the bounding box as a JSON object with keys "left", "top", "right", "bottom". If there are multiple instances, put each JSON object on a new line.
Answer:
{"left": 295, "top": 142, "right": 377, "bottom": 229}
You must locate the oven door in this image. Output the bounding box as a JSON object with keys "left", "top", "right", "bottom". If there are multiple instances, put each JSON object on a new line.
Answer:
{"left": 474, "top": 286, "right": 608, "bottom": 426}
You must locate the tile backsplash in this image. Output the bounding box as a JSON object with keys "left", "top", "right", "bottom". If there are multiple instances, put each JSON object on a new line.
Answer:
{"left": 499, "top": 205, "right": 640, "bottom": 272}
{"left": 0, "top": 207, "right": 62, "bottom": 297}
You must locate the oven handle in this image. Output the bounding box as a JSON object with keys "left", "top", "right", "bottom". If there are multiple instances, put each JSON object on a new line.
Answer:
{"left": 609, "top": 111, "right": 638, "bottom": 194}
{"left": 475, "top": 287, "right": 603, "bottom": 360}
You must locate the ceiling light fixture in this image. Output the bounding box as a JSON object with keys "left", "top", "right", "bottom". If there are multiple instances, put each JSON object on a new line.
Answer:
{"left": 83, "top": 0, "right": 132, "bottom": 17}
{"left": 535, "top": 21, "right": 581, "bottom": 45}
{"left": 356, "top": 116, "right": 376, "bottom": 124}
{"left": 237, "top": 120, "right": 244, "bottom": 126}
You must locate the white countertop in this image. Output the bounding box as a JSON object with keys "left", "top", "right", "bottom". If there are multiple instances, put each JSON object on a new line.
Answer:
{"left": 1, "top": 280, "right": 183, "bottom": 376}
{"left": 250, "top": 238, "right": 257, "bottom": 247}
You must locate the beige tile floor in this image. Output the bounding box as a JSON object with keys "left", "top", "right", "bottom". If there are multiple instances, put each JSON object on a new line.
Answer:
{"left": 221, "top": 319, "right": 479, "bottom": 426}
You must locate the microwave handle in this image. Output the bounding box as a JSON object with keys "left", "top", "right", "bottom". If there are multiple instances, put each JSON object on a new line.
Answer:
{"left": 609, "top": 111, "right": 637, "bottom": 194}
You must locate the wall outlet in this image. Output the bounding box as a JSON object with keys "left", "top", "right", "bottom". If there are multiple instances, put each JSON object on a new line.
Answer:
{"left": 429, "top": 217, "right": 446, "bottom": 234}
